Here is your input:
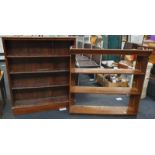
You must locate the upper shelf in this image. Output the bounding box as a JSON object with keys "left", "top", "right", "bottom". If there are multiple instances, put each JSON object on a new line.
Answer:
{"left": 12, "top": 84, "right": 69, "bottom": 90}
{"left": 9, "top": 70, "right": 69, "bottom": 75}
{"left": 70, "top": 48, "right": 153, "bottom": 56}
{"left": 2, "top": 37, "right": 76, "bottom": 41}
{"left": 7, "top": 55, "right": 70, "bottom": 58}
{"left": 71, "top": 68, "right": 145, "bottom": 75}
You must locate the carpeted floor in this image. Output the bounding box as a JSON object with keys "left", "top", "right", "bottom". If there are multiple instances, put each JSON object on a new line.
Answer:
{"left": 1, "top": 62, "right": 155, "bottom": 119}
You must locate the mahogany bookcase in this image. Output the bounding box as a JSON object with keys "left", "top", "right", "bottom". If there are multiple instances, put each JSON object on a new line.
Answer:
{"left": 69, "top": 48, "right": 152, "bottom": 115}
{"left": 2, "top": 37, "right": 75, "bottom": 115}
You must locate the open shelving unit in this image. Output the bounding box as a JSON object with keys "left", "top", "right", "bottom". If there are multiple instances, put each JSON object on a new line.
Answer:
{"left": 2, "top": 36, "right": 152, "bottom": 116}
{"left": 2, "top": 37, "right": 75, "bottom": 115}
{"left": 69, "top": 48, "right": 152, "bottom": 115}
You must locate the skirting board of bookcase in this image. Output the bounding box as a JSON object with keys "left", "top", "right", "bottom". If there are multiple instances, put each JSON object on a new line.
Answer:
{"left": 12, "top": 102, "right": 68, "bottom": 115}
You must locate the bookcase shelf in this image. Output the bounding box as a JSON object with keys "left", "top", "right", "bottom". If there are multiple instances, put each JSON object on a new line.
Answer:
{"left": 14, "top": 96, "right": 69, "bottom": 106}
{"left": 3, "top": 37, "right": 75, "bottom": 115}
{"left": 13, "top": 96, "right": 69, "bottom": 115}
{"left": 7, "top": 55, "right": 70, "bottom": 58}
{"left": 71, "top": 68, "right": 145, "bottom": 75}
{"left": 70, "top": 86, "right": 140, "bottom": 95}
{"left": 69, "top": 48, "right": 152, "bottom": 115}
{"left": 12, "top": 84, "right": 69, "bottom": 90}
{"left": 9, "top": 70, "right": 69, "bottom": 75}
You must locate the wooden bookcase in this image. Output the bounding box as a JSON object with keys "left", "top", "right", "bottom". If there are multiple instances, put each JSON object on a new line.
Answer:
{"left": 69, "top": 48, "right": 152, "bottom": 115}
{"left": 2, "top": 37, "right": 75, "bottom": 115}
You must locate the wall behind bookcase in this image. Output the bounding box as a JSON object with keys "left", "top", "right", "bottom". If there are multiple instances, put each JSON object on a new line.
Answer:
{"left": 0, "top": 37, "right": 5, "bottom": 61}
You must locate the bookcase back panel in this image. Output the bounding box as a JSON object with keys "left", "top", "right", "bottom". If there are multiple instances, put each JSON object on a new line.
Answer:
{"left": 13, "top": 87, "right": 69, "bottom": 101}
{"left": 11, "top": 73, "right": 69, "bottom": 88}
{"left": 9, "top": 58, "right": 70, "bottom": 72}
{"left": 5, "top": 40, "right": 72, "bottom": 56}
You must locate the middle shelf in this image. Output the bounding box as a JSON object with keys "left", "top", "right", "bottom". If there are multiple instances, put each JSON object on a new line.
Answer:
{"left": 8, "top": 57, "right": 70, "bottom": 73}
{"left": 7, "top": 55, "right": 70, "bottom": 58}
{"left": 9, "top": 70, "right": 69, "bottom": 75}
{"left": 10, "top": 71, "right": 69, "bottom": 89}
{"left": 12, "top": 84, "right": 69, "bottom": 90}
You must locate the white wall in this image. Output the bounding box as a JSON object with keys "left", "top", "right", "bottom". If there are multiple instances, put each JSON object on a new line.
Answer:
{"left": 0, "top": 37, "right": 3, "bottom": 52}
{"left": 0, "top": 37, "right": 5, "bottom": 60}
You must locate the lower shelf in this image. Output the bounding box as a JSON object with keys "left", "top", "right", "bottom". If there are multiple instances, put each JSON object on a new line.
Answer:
{"left": 69, "top": 105, "right": 136, "bottom": 115}
{"left": 12, "top": 97, "right": 69, "bottom": 115}
{"left": 70, "top": 86, "right": 140, "bottom": 95}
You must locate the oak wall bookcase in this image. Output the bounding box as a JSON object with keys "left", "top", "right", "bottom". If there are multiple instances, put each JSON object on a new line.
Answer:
{"left": 2, "top": 37, "right": 75, "bottom": 115}
{"left": 69, "top": 48, "right": 152, "bottom": 115}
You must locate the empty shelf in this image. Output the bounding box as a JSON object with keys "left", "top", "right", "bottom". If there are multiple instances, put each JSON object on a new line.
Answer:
{"left": 70, "top": 86, "right": 140, "bottom": 95}
{"left": 69, "top": 105, "right": 135, "bottom": 115}
{"left": 12, "top": 84, "right": 69, "bottom": 90}
{"left": 13, "top": 97, "right": 69, "bottom": 115}
{"left": 14, "top": 96, "right": 68, "bottom": 106}
{"left": 71, "top": 68, "right": 144, "bottom": 75}
{"left": 7, "top": 55, "right": 70, "bottom": 58}
{"left": 9, "top": 70, "right": 69, "bottom": 75}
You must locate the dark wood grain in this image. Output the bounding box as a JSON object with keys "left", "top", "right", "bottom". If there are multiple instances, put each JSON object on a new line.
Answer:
{"left": 11, "top": 72, "right": 69, "bottom": 88}
{"left": 9, "top": 70, "right": 69, "bottom": 75}
{"left": 8, "top": 57, "right": 70, "bottom": 72}
{"left": 2, "top": 37, "right": 75, "bottom": 115}
{"left": 13, "top": 97, "right": 69, "bottom": 115}
{"left": 70, "top": 48, "right": 152, "bottom": 56}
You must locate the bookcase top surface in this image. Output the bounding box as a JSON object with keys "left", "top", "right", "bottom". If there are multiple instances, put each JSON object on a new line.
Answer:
{"left": 2, "top": 36, "right": 76, "bottom": 41}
